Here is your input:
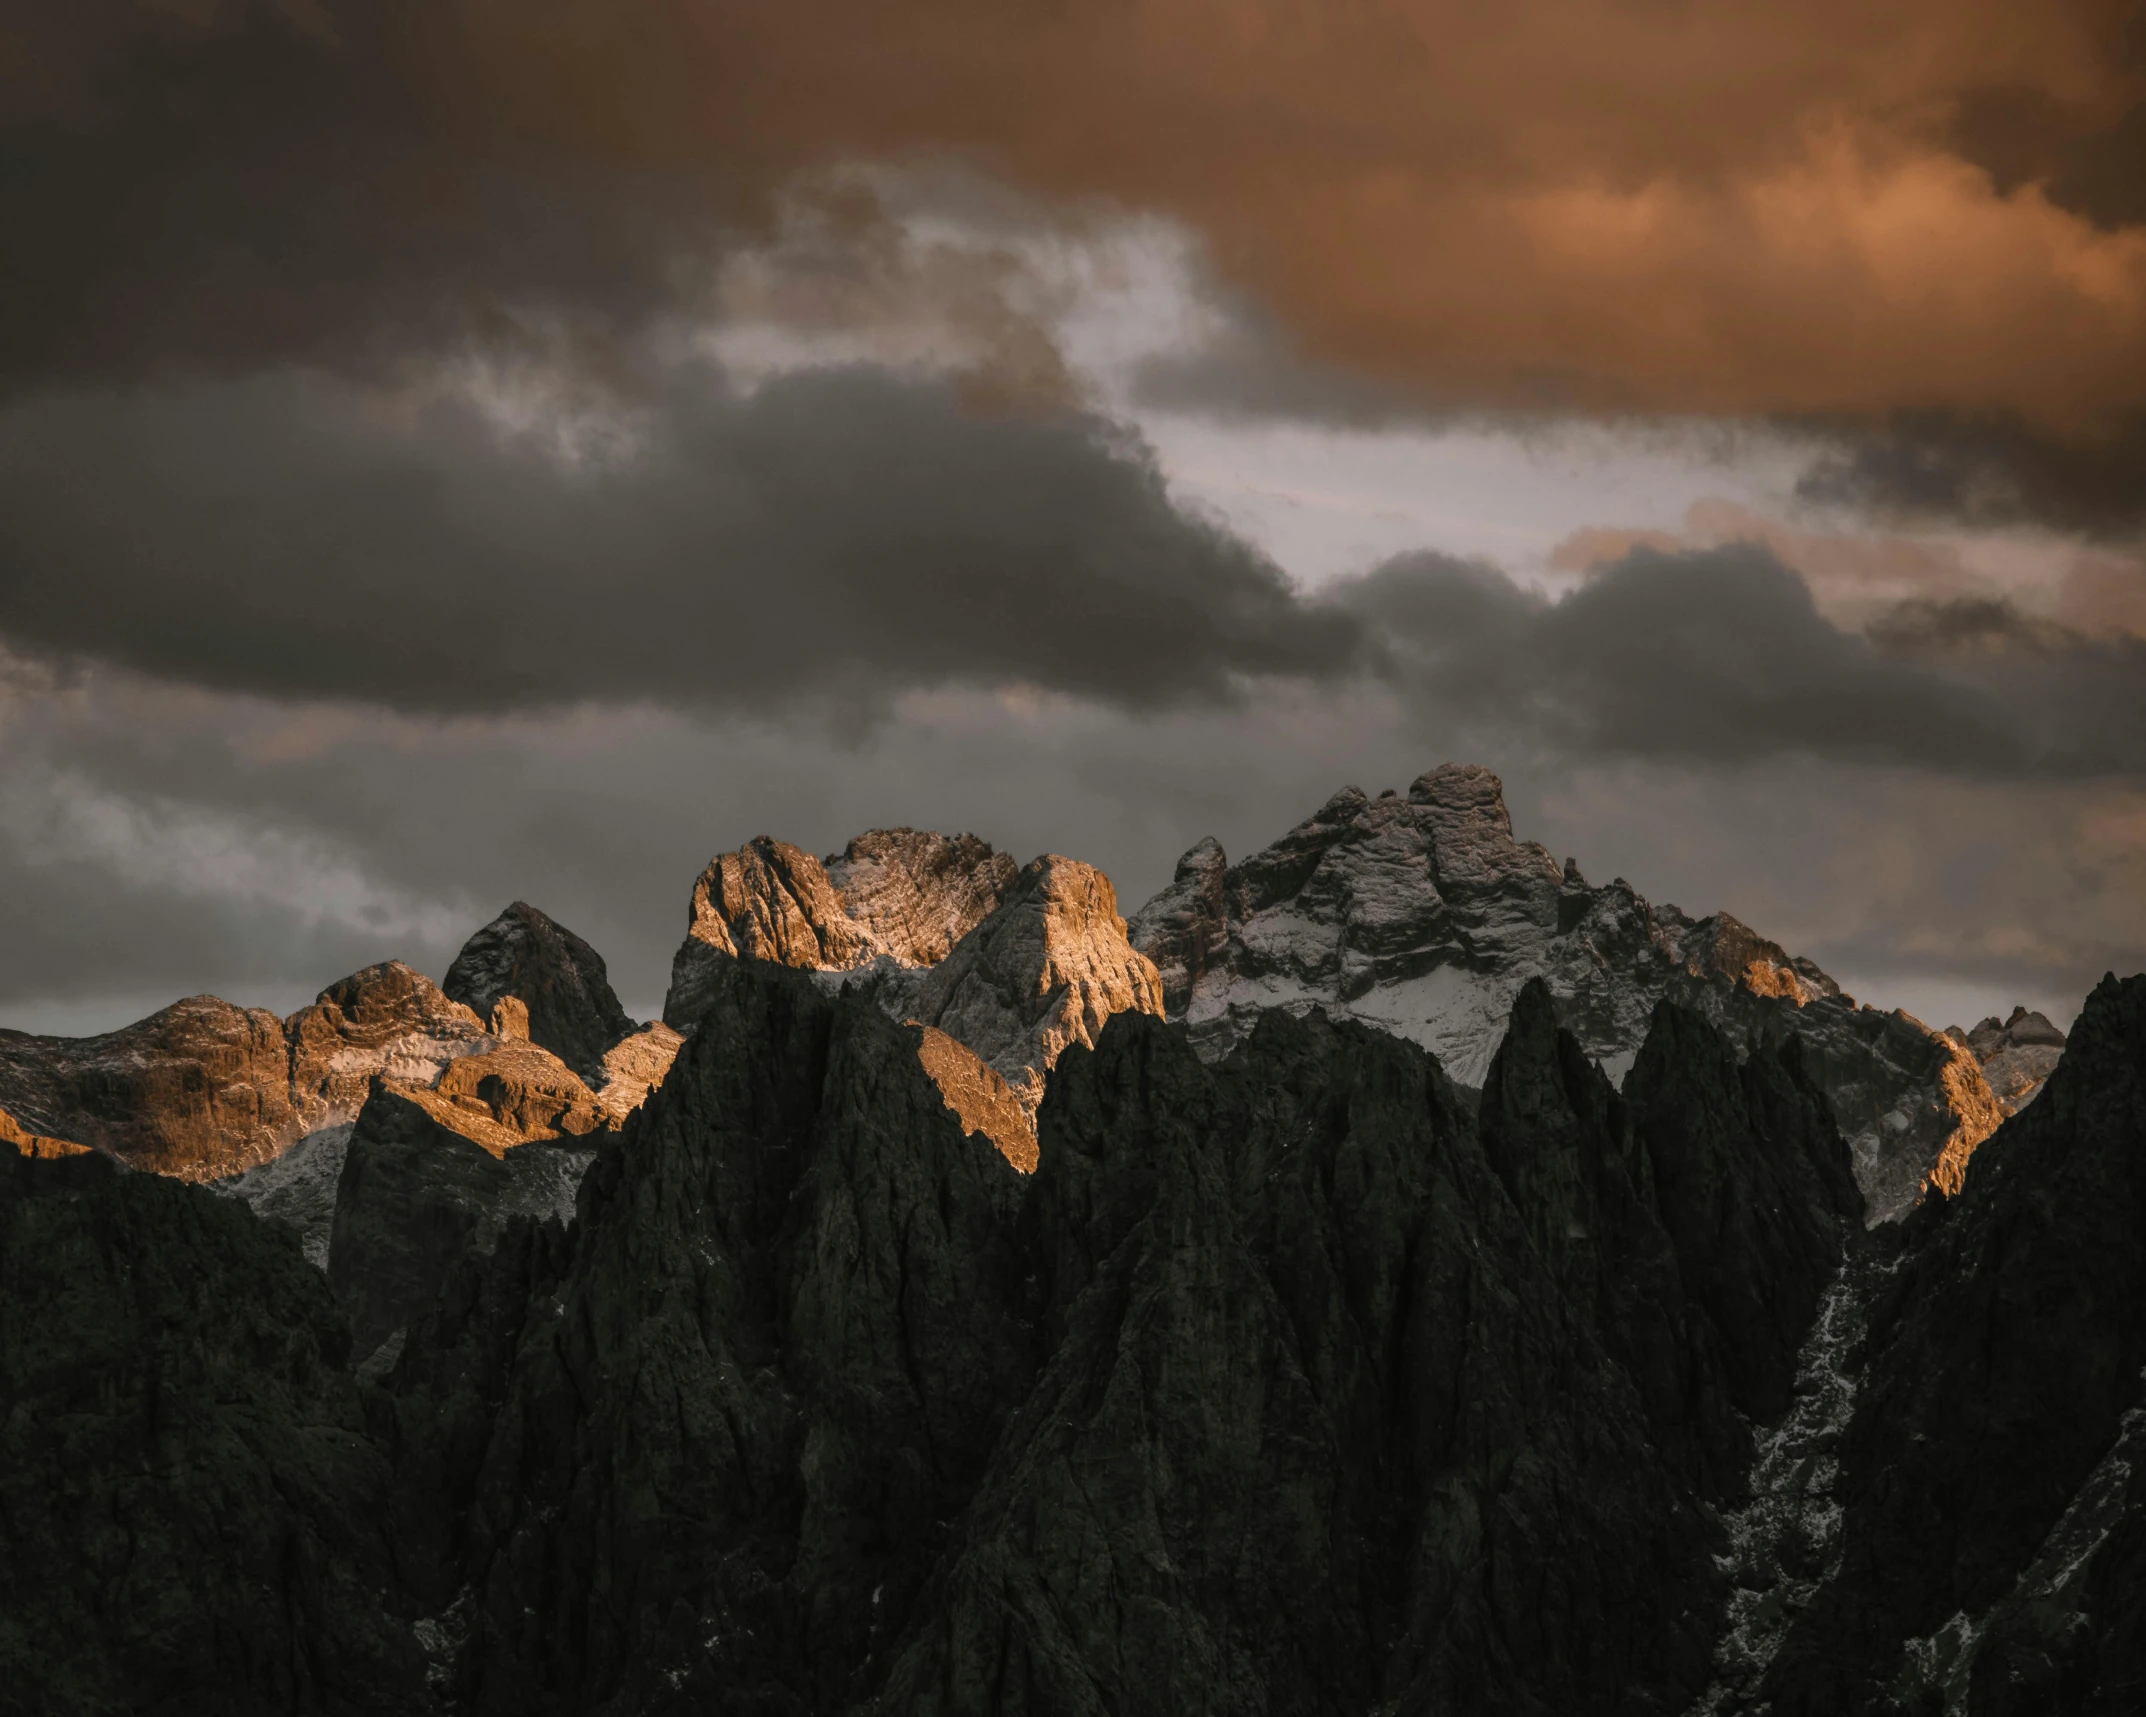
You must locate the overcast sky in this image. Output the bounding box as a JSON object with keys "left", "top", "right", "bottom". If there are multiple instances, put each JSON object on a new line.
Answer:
{"left": 3, "top": 1, "right": 2143, "bottom": 1036}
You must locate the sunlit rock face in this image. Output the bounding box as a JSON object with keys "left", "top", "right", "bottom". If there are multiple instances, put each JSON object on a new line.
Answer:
{"left": 3, "top": 907, "right": 685, "bottom": 1297}
{"left": 1130, "top": 763, "right": 2001, "bottom": 1223}
{"left": 1946, "top": 1005, "right": 2068, "bottom": 1117}
{"left": 663, "top": 829, "right": 1017, "bottom": 1029}
{"left": 0, "top": 1102, "right": 89, "bottom": 1160}
{"left": 0, "top": 962, "right": 492, "bottom": 1182}
{"left": 664, "top": 831, "right": 1162, "bottom": 1170}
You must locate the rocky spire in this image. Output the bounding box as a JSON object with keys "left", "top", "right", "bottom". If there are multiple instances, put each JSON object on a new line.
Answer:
{"left": 442, "top": 900, "right": 638, "bottom": 1084}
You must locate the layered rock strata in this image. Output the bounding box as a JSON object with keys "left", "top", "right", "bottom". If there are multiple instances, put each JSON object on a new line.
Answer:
{"left": 1130, "top": 763, "right": 2003, "bottom": 1221}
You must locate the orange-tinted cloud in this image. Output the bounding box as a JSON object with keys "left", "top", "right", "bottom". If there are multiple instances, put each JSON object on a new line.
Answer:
{"left": 9, "top": 2, "right": 2146, "bottom": 422}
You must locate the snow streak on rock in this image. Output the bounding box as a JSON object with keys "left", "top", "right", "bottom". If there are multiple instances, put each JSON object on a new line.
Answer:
{"left": 211, "top": 1122, "right": 354, "bottom": 1270}
{"left": 1130, "top": 765, "right": 2003, "bottom": 1222}
{"left": 1693, "top": 1236, "right": 1884, "bottom": 1714}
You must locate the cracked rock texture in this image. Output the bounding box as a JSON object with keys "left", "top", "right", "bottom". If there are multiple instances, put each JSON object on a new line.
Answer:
{"left": 665, "top": 833, "right": 1161, "bottom": 1166}
{"left": 1129, "top": 764, "right": 2001, "bottom": 1222}
{"left": 663, "top": 829, "right": 1016, "bottom": 1031}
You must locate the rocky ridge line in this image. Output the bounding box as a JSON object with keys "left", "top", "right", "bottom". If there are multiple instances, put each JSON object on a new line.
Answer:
{"left": 1129, "top": 762, "right": 2007, "bottom": 1221}
{"left": 662, "top": 828, "right": 1162, "bottom": 1167}
{"left": 1945, "top": 1004, "right": 2068, "bottom": 1118}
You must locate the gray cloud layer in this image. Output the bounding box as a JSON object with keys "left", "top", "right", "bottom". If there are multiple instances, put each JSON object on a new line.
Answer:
{"left": 1346, "top": 544, "right": 2146, "bottom": 776}
{"left": 1, "top": 370, "right": 2139, "bottom": 776}
{"left": 0, "top": 368, "right": 1352, "bottom": 713}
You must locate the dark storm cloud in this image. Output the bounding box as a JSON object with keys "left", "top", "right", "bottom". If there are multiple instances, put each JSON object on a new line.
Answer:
{"left": 3, "top": 366, "right": 2140, "bottom": 772}
{"left": 0, "top": 367, "right": 1357, "bottom": 712}
{"left": 1793, "top": 413, "right": 2146, "bottom": 537}
{"left": 1333, "top": 543, "right": 2146, "bottom": 776}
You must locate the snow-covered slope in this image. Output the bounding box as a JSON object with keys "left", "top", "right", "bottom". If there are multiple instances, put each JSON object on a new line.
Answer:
{"left": 1130, "top": 764, "right": 2002, "bottom": 1222}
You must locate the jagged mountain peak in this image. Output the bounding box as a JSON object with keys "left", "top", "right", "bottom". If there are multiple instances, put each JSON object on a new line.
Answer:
{"left": 823, "top": 826, "right": 1020, "bottom": 964}
{"left": 1129, "top": 760, "right": 2003, "bottom": 1222}
{"left": 665, "top": 833, "right": 1161, "bottom": 1167}
{"left": 664, "top": 827, "right": 1018, "bottom": 1030}
{"left": 442, "top": 899, "right": 638, "bottom": 1084}
{"left": 904, "top": 852, "right": 1165, "bottom": 1115}
{"left": 1944, "top": 1000, "right": 2070, "bottom": 1119}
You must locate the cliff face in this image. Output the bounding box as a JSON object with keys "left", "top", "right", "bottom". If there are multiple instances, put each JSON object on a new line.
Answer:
{"left": 1947, "top": 1004, "right": 2070, "bottom": 1118}
{"left": 399, "top": 958, "right": 1037, "bottom": 1714}
{"left": 327, "top": 1084, "right": 598, "bottom": 1373}
{"left": 370, "top": 959, "right": 1864, "bottom": 1714}
{"left": 1751, "top": 972, "right": 2146, "bottom": 1715}
{"left": 662, "top": 828, "right": 1018, "bottom": 1031}
{"left": 0, "top": 1150, "right": 431, "bottom": 1714}
{"left": 1129, "top": 764, "right": 2002, "bottom": 1221}
{"left": 9, "top": 954, "right": 2145, "bottom": 1715}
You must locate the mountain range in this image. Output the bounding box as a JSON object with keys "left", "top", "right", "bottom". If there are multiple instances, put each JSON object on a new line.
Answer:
{"left": 4, "top": 764, "right": 2131, "bottom": 1716}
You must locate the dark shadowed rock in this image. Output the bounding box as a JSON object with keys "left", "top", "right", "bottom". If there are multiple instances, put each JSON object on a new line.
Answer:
{"left": 406, "top": 958, "right": 1035, "bottom": 1713}
{"left": 1753, "top": 973, "right": 2146, "bottom": 1714}
{"left": 0, "top": 1151, "right": 429, "bottom": 1713}
{"left": 872, "top": 1002, "right": 1729, "bottom": 1714}
{"left": 376, "top": 965, "right": 1887, "bottom": 1713}
{"left": 327, "top": 1082, "right": 600, "bottom": 1371}
{"left": 443, "top": 902, "right": 639, "bottom": 1084}
{"left": 1124, "top": 832, "right": 1228, "bottom": 1015}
